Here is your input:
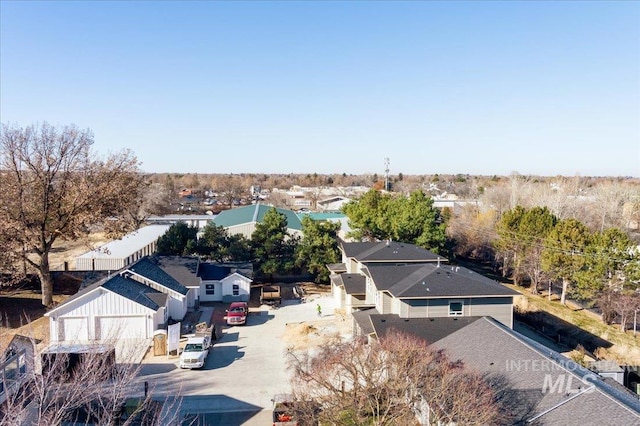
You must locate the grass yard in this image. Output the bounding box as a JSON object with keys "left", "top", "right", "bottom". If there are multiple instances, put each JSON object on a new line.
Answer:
{"left": 511, "top": 286, "right": 640, "bottom": 365}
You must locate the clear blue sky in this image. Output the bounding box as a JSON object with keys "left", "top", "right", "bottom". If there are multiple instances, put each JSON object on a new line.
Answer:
{"left": 1, "top": 1, "right": 639, "bottom": 177}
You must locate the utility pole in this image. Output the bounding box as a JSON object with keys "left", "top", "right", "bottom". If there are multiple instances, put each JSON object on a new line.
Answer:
{"left": 384, "top": 157, "right": 390, "bottom": 191}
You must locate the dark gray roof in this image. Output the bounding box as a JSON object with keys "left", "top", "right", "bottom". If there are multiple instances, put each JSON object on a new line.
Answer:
{"left": 196, "top": 262, "right": 253, "bottom": 281}
{"left": 127, "top": 257, "right": 189, "bottom": 295}
{"left": 432, "top": 317, "right": 640, "bottom": 424}
{"left": 340, "top": 241, "right": 444, "bottom": 263}
{"left": 197, "top": 263, "right": 232, "bottom": 280}
{"left": 327, "top": 263, "right": 347, "bottom": 273}
{"left": 102, "top": 275, "right": 164, "bottom": 311}
{"left": 151, "top": 255, "right": 201, "bottom": 288}
{"left": 368, "top": 314, "right": 483, "bottom": 345}
{"left": 352, "top": 308, "right": 377, "bottom": 336}
{"left": 337, "top": 273, "right": 367, "bottom": 294}
{"left": 365, "top": 263, "right": 519, "bottom": 298}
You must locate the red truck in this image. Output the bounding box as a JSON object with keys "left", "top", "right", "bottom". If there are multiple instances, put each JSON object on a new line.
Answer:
{"left": 225, "top": 301, "right": 248, "bottom": 326}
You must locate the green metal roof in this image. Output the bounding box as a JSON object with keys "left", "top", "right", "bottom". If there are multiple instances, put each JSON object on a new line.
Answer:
{"left": 212, "top": 203, "right": 302, "bottom": 230}
{"left": 299, "top": 212, "right": 347, "bottom": 221}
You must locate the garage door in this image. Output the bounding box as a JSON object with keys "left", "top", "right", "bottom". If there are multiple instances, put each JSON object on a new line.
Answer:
{"left": 59, "top": 317, "right": 89, "bottom": 342}
{"left": 96, "top": 316, "right": 147, "bottom": 340}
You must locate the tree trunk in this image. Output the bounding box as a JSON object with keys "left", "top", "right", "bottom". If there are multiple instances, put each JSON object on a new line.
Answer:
{"left": 39, "top": 258, "right": 54, "bottom": 307}
{"left": 560, "top": 278, "right": 569, "bottom": 305}
{"left": 530, "top": 279, "right": 539, "bottom": 295}
{"left": 620, "top": 314, "right": 627, "bottom": 332}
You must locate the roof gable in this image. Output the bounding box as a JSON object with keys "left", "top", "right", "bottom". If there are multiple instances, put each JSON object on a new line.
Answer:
{"left": 126, "top": 257, "right": 189, "bottom": 295}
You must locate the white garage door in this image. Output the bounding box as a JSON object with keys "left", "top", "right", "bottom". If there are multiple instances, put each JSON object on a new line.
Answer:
{"left": 96, "top": 316, "right": 147, "bottom": 340}
{"left": 59, "top": 317, "right": 89, "bottom": 342}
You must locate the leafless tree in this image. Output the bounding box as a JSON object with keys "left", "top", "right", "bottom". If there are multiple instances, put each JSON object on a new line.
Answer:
{"left": 613, "top": 293, "right": 640, "bottom": 332}
{"left": 287, "top": 331, "right": 508, "bottom": 425}
{"left": 0, "top": 123, "right": 146, "bottom": 306}
{"left": 0, "top": 331, "right": 183, "bottom": 426}
{"left": 445, "top": 204, "right": 497, "bottom": 260}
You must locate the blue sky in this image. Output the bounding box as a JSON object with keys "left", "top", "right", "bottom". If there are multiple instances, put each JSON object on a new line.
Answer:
{"left": 1, "top": 1, "right": 639, "bottom": 177}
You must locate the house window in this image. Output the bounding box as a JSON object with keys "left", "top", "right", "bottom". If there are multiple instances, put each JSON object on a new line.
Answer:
{"left": 232, "top": 284, "right": 239, "bottom": 296}
{"left": 449, "top": 301, "right": 463, "bottom": 316}
{"left": 205, "top": 284, "right": 215, "bottom": 295}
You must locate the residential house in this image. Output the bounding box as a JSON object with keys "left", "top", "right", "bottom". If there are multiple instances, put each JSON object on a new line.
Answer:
{"left": 152, "top": 255, "right": 202, "bottom": 311}
{"left": 372, "top": 315, "right": 640, "bottom": 424}
{"left": 330, "top": 240, "right": 518, "bottom": 329}
{"left": 197, "top": 262, "right": 253, "bottom": 303}
{"left": 126, "top": 257, "right": 190, "bottom": 321}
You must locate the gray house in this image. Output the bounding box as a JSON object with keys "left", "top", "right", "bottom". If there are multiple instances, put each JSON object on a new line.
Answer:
{"left": 330, "top": 240, "right": 518, "bottom": 329}
{"left": 364, "top": 315, "right": 640, "bottom": 424}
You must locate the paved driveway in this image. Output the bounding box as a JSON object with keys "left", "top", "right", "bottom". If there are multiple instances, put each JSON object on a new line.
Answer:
{"left": 138, "top": 295, "right": 335, "bottom": 425}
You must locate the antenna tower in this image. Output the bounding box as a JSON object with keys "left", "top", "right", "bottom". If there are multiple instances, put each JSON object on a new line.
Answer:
{"left": 384, "top": 157, "right": 390, "bottom": 191}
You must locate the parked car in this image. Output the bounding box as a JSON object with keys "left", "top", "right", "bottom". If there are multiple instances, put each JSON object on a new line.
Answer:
{"left": 226, "top": 301, "right": 248, "bottom": 326}
{"left": 179, "top": 335, "right": 210, "bottom": 369}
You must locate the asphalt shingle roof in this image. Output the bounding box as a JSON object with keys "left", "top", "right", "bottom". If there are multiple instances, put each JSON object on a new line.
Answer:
{"left": 432, "top": 317, "right": 640, "bottom": 425}
{"left": 102, "top": 275, "right": 165, "bottom": 311}
{"left": 368, "top": 314, "right": 483, "bottom": 345}
{"left": 197, "top": 263, "right": 232, "bottom": 281}
{"left": 340, "top": 240, "right": 444, "bottom": 263}
{"left": 127, "top": 257, "right": 189, "bottom": 295}
{"left": 336, "top": 273, "right": 367, "bottom": 294}
{"left": 151, "top": 255, "right": 201, "bottom": 288}
{"left": 365, "top": 263, "right": 519, "bottom": 298}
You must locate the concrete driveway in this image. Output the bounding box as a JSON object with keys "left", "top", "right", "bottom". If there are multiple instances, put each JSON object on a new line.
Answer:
{"left": 138, "top": 294, "right": 336, "bottom": 425}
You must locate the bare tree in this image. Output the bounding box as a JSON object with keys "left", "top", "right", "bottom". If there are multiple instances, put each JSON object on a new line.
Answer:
{"left": 0, "top": 122, "right": 146, "bottom": 306}
{"left": 287, "top": 331, "right": 507, "bottom": 425}
{"left": 613, "top": 293, "right": 640, "bottom": 332}
{"left": 0, "top": 328, "right": 183, "bottom": 426}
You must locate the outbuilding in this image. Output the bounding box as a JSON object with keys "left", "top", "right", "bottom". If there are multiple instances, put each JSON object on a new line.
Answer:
{"left": 45, "top": 274, "right": 168, "bottom": 345}
{"left": 74, "top": 225, "right": 170, "bottom": 271}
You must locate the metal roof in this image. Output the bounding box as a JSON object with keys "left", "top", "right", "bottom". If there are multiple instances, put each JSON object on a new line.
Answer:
{"left": 77, "top": 225, "right": 171, "bottom": 260}
{"left": 212, "top": 203, "right": 302, "bottom": 230}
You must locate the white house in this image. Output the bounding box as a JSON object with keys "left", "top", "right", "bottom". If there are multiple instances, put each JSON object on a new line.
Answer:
{"left": 125, "top": 257, "right": 190, "bottom": 321}
{"left": 197, "top": 263, "right": 253, "bottom": 303}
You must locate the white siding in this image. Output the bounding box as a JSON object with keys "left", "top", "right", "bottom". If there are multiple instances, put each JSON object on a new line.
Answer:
{"left": 96, "top": 316, "right": 147, "bottom": 339}
{"left": 58, "top": 317, "right": 89, "bottom": 342}
{"left": 221, "top": 274, "right": 250, "bottom": 301}
{"left": 49, "top": 288, "right": 158, "bottom": 343}
{"left": 200, "top": 280, "right": 223, "bottom": 302}
{"left": 332, "top": 283, "right": 344, "bottom": 310}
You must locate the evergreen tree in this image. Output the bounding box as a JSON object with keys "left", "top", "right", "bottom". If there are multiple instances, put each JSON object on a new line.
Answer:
{"left": 296, "top": 216, "right": 341, "bottom": 283}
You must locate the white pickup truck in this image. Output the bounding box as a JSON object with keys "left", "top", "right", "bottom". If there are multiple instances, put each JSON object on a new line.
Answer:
{"left": 179, "top": 335, "right": 211, "bottom": 369}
